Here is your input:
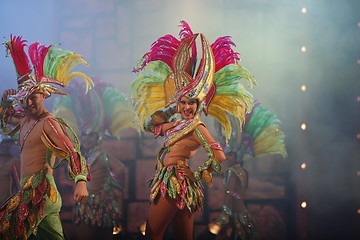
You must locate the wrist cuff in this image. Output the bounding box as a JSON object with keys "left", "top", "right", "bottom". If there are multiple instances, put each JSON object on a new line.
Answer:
{"left": 0, "top": 100, "right": 12, "bottom": 107}
{"left": 74, "top": 174, "right": 87, "bottom": 183}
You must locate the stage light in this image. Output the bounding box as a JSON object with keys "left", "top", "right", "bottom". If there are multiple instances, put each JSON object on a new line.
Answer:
{"left": 113, "top": 225, "right": 122, "bottom": 235}
{"left": 301, "top": 201, "right": 307, "bottom": 208}
{"left": 301, "top": 8, "right": 307, "bottom": 14}
{"left": 301, "top": 46, "right": 307, "bottom": 53}
{"left": 357, "top": 209, "right": 360, "bottom": 214}
{"left": 139, "top": 222, "right": 146, "bottom": 236}
{"left": 208, "top": 221, "right": 221, "bottom": 235}
{"left": 301, "top": 123, "right": 307, "bottom": 130}
{"left": 300, "top": 85, "right": 307, "bottom": 92}
{"left": 301, "top": 163, "right": 306, "bottom": 169}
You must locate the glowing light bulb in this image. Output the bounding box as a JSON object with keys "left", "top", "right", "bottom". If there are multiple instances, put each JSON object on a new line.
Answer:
{"left": 301, "top": 8, "right": 307, "bottom": 14}
{"left": 301, "top": 46, "right": 307, "bottom": 52}
{"left": 301, "top": 85, "right": 307, "bottom": 91}
{"left": 301, "top": 201, "right": 307, "bottom": 208}
{"left": 301, "top": 163, "right": 306, "bottom": 169}
{"left": 301, "top": 123, "right": 307, "bottom": 130}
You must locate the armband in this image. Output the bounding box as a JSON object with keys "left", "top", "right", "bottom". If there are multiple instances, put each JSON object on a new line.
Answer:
{"left": 210, "top": 142, "right": 223, "bottom": 151}
{"left": 154, "top": 124, "right": 162, "bottom": 138}
{"left": 74, "top": 174, "right": 87, "bottom": 183}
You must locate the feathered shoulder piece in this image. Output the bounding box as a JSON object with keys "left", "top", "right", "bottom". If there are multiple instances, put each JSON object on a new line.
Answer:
{"left": 53, "top": 79, "right": 137, "bottom": 138}
{"left": 131, "top": 21, "right": 256, "bottom": 141}
{"left": 243, "top": 102, "right": 287, "bottom": 158}
{"left": 4, "top": 35, "right": 93, "bottom": 103}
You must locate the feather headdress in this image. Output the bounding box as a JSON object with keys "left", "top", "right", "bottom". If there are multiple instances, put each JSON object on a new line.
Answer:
{"left": 217, "top": 102, "right": 287, "bottom": 159}
{"left": 53, "top": 79, "right": 137, "bottom": 138}
{"left": 4, "top": 35, "right": 93, "bottom": 105}
{"left": 131, "top": 21, "right": 256, "bottom": 141}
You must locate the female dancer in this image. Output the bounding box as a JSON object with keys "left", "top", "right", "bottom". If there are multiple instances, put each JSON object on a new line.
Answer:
{"left": 131, "top": 21, "right": 256, "bottom": 240}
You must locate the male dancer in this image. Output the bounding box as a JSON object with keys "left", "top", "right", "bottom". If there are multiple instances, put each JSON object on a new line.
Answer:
{"left": 0, "top": 35, "right": 93, "bottom": 240}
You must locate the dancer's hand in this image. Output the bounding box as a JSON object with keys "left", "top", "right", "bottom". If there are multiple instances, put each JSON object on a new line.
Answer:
{"left": 177, "top": 166, "right": 196, "bottom": 182}
{"left": 74, "top": 180, "right": 88, "bottom": 203}
{"left": 2, "top": 89, "right": 16, "bottom": 102}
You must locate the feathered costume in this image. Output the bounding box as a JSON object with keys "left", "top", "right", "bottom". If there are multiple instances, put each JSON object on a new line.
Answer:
{"left": 131, "top": 21, "right": 256, "bottom": 212}
{"left": 0, "top": 35, "right": 93, "bottom": 240}
{"left": 53, "top": 80, "right": 136, "bottom": 228}
{"left": 217, "top": 102, "right": 287, "bottom": 240}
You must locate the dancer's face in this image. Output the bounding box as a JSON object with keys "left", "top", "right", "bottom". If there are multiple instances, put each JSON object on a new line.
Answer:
{"left": 178, "top": 96, "right": 198, "bottom": 120}
{"left": 24, "top": 92, "right": 46, "bottom": 118}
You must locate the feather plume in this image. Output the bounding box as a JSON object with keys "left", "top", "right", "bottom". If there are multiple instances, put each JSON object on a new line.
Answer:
{"left": 53, "top": 80, "right": 137, "bottom": 138}
{"left": 131, "top": 21, "right": 256, "bottom": 142}
{"left": 28, "top": 42, "right": 52, "bottom": 80}
{"left": 4, "top": 35, "right": 32, "bottom": 80}
{"left": 245, "top": 104, "right": 287, "bottom": 158}
{"left": 211, "top": 36, "right": 241, "bottom": 72}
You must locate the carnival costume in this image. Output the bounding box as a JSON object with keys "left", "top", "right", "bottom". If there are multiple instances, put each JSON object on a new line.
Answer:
{"left": 0, "top": 35, "right": 93, "bottom": 240}
{"left": 131, "top": 21, "right": 256, "bottom": 212}
{"left": 217, "top": 102, "right": 287, "bottom": 240}
{"left": 53, "top": 80, "right": 136, "bottom": 228}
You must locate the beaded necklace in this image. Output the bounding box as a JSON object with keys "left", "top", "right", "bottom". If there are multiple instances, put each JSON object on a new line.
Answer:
{"left": 19, "top": 112, "right": 49, "bottom": 153}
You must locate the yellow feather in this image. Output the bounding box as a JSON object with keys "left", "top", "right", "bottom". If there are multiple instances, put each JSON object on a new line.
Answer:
{"left": 52, "top": 106, "right": 80, "bottom": 135}
{"left": 63, "top": 72, "right": 94, "bottom": 93}
{"left": 254, "top": 124, "right": 287, "bottom": 158}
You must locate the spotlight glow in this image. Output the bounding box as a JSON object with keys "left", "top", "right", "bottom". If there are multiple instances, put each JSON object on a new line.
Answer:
{"left": 301, "top": 201, "right": 307, "bottom": 208}
{"left": 301, "top": 8, "right": 307, "bottom": 14}
{"left": 139, "top": 222, "right": 146, "bottom": 236}
{"left": 301, "top": 123, "right": 307, "bottom": 130}
{"left": 301, "top": 46, "right": 307, "bottom": 52}
{"left": 356, "top": 171, "right": 360, "bottom": 176}
{"left": 113, "top": 226, "right": 122, "bottom": 235}
{"left": 301, "top": 85, "right": 307, "bottom": 91}
{"left": 357, "top": 133, "right": 360, "bottom": 139}
{"left": 208, "top": 221, "right": 221, "bottom": 235}
{"left": 357, "top": 96, "right": 360, "bottom": 102}
{"left": 357, "top": 209, "right": 360, "bottom": 214}
{"left": 301, "top": 163, "right": 307, "bottom": 169}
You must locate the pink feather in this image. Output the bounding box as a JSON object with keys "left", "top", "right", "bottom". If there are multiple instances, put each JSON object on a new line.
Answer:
{"left": 211, "top": 36, "right": 241, "bottom": 72}
{"left": 28, "top": 42, "right": 52, "bottom": 81}
{"left": 133, "top": 20, "right": 196, "bottom": 73}
{"left": 6, "top": 35, "right": 32, "bottom": 81}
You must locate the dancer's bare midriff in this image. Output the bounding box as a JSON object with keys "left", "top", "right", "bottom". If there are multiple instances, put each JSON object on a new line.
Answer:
{"left": 20, "top": 118, "right": 54, "bottom": 178}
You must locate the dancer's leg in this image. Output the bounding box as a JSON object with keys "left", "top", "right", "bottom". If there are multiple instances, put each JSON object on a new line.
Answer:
{"left": 172, "top": 208, "right": 194, "bottom": 240}
{"left": 145, "top": 195, "right": 178, "bottom": 240}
